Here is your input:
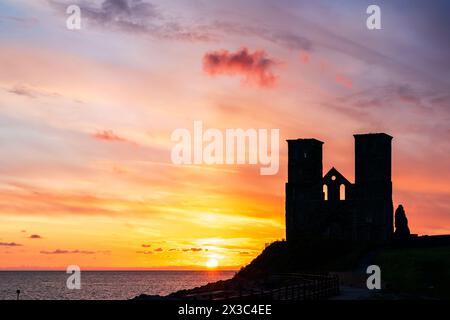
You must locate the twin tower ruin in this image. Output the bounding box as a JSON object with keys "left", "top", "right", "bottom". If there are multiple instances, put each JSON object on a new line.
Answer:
{"left": 285, "top": 133, "right": 393, "bottom": 242}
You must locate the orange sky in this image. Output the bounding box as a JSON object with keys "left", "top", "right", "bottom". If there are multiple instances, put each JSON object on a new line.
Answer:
{"left": 0, "top": 0, "right": 449, "bottom": 270}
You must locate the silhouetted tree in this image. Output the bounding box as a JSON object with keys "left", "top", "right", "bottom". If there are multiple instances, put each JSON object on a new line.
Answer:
{"left": 394, "top": 205, "right": 410, "bottom": 238}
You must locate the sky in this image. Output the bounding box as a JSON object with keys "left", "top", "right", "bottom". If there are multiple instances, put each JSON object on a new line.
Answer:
{"left": 0, "top": 0, "right": 449, "bottom": 270}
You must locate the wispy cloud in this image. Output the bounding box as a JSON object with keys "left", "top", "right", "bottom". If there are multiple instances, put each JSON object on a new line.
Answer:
{"left": 7, "top": 84, "right": 36, "bottom": 98}
{"left": 182, "top": 247, "right": 202, "bottom": 252}
{"left": 0, "top": 15, "right": 39, "bottom": 28}
{"left": 212, "top": 21, "right": 312, "bottom": 51}
{"left": 93, "top": 130, "right": 128, "bottom": 143}
{"left": 40, "top": 249, "right": 96, "bottom": 254}
{"left": 335, "top": 74, "right": 353, "bottom": 89}
{"left": 50, "top": 0, "right": 213, "bottom": 41}
{"left": 5, "top": 84, "right": 61, "bottom": 100}
{"left": 0, "top": 242, "right": 23, "bottom": 247}
{"left": 136, "top": 250, "right": 153, "bottom": 254}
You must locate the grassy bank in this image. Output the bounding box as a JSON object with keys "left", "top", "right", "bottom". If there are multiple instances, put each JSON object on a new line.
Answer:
{"left": 236, "top": 240, "right": 372, "bottom": 279}
{"left": 375, "top": 246, "right": 450, "bottom": 299}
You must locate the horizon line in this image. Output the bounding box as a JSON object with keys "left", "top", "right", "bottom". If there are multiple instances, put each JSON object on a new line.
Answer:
{"left": 0, "top": 268, "right": 240, "bottom": 272}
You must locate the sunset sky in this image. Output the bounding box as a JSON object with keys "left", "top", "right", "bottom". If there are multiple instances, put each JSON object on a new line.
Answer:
{"left": 0, "top": 0, "right": 449, "bottom": 270}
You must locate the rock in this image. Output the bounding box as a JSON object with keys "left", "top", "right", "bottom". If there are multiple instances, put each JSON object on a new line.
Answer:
{"left": 394, "top": 205, "right": 410, "bottom": 238}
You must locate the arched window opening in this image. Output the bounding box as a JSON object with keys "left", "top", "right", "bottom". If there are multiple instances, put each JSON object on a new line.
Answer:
{"left": 323, "top": 184, "right": 328, "bottom": 201}
{"left": 340, "top": 184, "right": 346, "bottom": 200}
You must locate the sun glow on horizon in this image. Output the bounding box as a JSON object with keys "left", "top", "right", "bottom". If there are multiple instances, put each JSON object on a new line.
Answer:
{"left": 206, "top": 259, "right": 219, "bottom": 269}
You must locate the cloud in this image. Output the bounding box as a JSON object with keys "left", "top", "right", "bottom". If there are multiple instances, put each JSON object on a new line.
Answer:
{"left": 40, "top": 249, "right": 96, "bottom": 254}
{"left": 0, "top": 15, "right": 39, "bottom": 28}
{"left": 335, "top": 74, "right": 353, "bottom": 89}
{"left": 50, "top": 0, "right": 212, "bottom": 41}
{"left": 154, "top": 247, "right": 163, "bottom": 252}
{"left": 29, "top": 234, "right": 42, "bottom": 239}
{"left": 395, "top": 85, "right": 422, "bottom": 105}
{"left": 299, "top": 50, "right": 310, "bottom": 64}
{"left": 211, "top": 22, "right": 312, "bottom": 51}
{"left": 203, "top": 48, "right": 278, "bottom": 87}
{"left": 5, "top": 84, "right": 60, "bottom": 99}
{"left": 182, "top": 248, "right": 202, "bottom": 252}
{"left": 297, "top": 53, "right": 353, "bottom": 89}
{"left": 78, "top": 0, "right": 159, "bottom": 31}
{"left": 7, "top": 84, "right": 35, "bottom": 98}
{"left": 141, "top": 244, "right": 151, "bottom": 248}
{"left": 93, "top": 130, "right": 127, "bottom": 142}
{"left": 337, "top": 84, "right": 435, "bottom": 112}
{"left": 136, "top": 250, "right": 153, "bottom": 254}
{"left": 0, "top": 242, "right": 23, "bottom": 247}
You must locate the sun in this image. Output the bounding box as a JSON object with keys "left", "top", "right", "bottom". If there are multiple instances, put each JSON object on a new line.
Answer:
{"left": 206, "top": 258, "right": 219, "bottom": 269}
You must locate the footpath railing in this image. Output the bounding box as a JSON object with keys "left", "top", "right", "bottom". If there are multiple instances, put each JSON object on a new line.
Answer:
{"left": 184, "top": 273, "right": 340, "bottom": 301}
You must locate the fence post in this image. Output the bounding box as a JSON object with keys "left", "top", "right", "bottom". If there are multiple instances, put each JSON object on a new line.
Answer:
{"left": 336, "top": 276, "right": 341, "bottom": 294}
{"left": 317, "top": 279, "right": 321, "bottom": 299}
{"left": 315, "top": 280, "right": 319, "bottom": 299}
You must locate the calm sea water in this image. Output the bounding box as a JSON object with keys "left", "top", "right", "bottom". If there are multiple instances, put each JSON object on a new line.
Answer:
{"left": 0, "top": 271, "right": 235, "bottom": 300}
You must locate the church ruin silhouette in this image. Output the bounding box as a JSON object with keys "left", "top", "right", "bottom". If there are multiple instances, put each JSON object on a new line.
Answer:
{"left": 285, "top": 133, "right": 393, "bottom": 242}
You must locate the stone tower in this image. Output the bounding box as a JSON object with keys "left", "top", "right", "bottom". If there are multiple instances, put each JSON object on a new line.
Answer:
{"left": 354, "top": 133, "right": 393, "bottom": 241}
{"left": 285, "top": 139, "right": 323, "bottom": 242}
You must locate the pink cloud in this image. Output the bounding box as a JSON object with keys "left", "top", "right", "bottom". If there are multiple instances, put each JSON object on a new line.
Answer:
{"left": 299, "top": 50, "right": 310, "bottom": 64}
{"left": 93, "top": 130, "right": 127, "bottom": 142}
{"left": 335, "top": 74, "right": 353, "bottom": 89}
{"left": 203, "top": 47, "right": 278, "bottom": 87}
{"left": 299, "top": 53, "right": 353, "bottom": 90}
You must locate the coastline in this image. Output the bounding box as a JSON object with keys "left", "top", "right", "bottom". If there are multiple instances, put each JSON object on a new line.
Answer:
{"left": 134, "top": 239, "right": 450, "bottom": 300}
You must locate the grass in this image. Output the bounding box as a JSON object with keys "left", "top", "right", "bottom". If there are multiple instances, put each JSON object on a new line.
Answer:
{"left": 375, "top": 246, "right": 450, "bottom": 298}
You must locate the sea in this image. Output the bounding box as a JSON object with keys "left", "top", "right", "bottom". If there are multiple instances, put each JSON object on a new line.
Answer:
{"left": 0, "top": 270, "right": 236, "bottom": 300}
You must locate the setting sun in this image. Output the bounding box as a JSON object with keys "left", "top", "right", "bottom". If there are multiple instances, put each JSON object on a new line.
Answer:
{"left": 206, "top": 259, "right": 219, "bottom": 269}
